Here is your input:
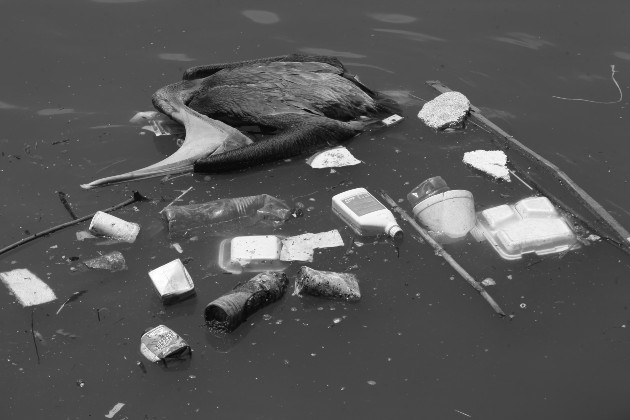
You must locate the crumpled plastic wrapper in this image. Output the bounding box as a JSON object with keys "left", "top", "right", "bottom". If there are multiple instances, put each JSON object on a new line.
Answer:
{"left": 418, "top": 91, "right": 470, "bottom": 130}
{"left": 83, "top": 251, "right": 127, "bottom": 272}
{"left": 293, "top": 266, "right": 361, "bottom": 301}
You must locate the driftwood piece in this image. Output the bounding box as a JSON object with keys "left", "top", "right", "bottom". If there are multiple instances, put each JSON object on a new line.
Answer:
{"left": 426, "top": 80, "right": 630, "bottom": 255}
{"left": 379, "top": 190, "right": 506, "bottom": 317}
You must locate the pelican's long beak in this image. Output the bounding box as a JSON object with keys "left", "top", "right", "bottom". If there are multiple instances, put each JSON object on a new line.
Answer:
{"left": 81, "top": 87, "right": 251, "bottom": 189}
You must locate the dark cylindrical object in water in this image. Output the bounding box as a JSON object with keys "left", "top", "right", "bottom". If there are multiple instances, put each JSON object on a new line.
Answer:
{"left": 205, "top": 271, "right": 289, "bottom": 332}
{"left": 163, "top": 194, "right": 290, "bottom": 235}
{"left": 294, "top": 266, "right": 361, "bottom": 301}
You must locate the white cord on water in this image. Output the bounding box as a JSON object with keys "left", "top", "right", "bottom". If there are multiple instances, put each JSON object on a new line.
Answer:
{"left": 552, "top": 64, "right": 623, "bottom": 104}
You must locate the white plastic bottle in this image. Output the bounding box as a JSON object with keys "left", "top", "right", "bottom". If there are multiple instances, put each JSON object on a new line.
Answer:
{"left": 332, "top": 188, "right": 403, "bottom": 241}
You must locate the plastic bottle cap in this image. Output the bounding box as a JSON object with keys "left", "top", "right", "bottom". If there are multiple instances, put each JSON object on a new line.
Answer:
{"left": 388, "top": 225, "right": 404, "bottom": 242}
{"left": 407, "top": 176, "right": 450, "bottom": 208}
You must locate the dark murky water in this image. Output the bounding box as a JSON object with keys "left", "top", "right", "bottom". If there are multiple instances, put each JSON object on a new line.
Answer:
{"left": 2, "top": 1, "right": 630, "bottom": 419}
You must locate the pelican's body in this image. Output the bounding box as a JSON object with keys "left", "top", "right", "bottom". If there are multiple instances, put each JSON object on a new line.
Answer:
{"left": 82, "top": 54, "right": 399, "bottom": 189}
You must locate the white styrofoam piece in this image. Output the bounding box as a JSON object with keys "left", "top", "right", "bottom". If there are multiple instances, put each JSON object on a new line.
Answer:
{"left": 418, "top": 91, "right": 470, "bottom": 130}
{"left": 306, "top": 146, "right": 361, "bottom": 169}
{"left": 463, "top": 150, "right": 510, "bottom": 182}
{"left": 230, "top": 235, "right": 282, "bottom": 266}
{"left": 515, "top": 196, "right": 558, "bottom": 218}
{"left": 280, "top": 230, "right": 344, "bottom": 262}
{"left": 476, "top": 196, "right": 578, "bottom": 260}
{"left": 0, "top": 268, "right": 56, "bottom": 307}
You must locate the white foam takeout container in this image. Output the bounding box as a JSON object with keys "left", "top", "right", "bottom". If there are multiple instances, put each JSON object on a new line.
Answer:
{"left": 472, "top": 196, "right": 578, "bottom": 260}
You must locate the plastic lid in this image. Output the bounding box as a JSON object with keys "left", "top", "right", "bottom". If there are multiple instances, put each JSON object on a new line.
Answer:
{"left": 407, "top": 176, "right": 450, "bottom": 208}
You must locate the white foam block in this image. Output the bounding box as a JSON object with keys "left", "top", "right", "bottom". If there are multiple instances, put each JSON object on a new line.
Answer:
{"left": 306, "top": 146, "right": 361, "bottom": 169}
{"left": 280, "top": 230, "right": 344, "bottom": 262}
{"left": 0, "top": 268, "right": 56, "bottom": 307}
{"left": 418, "top": 91, "right": 470, "bottom": 130}
{"left": 463, "top": 150, "right": 511, "bottom": 182}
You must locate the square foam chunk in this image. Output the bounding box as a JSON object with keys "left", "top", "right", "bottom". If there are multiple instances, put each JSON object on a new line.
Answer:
{"left": 0, "top": 268, "right": 56, "bottom": 307}
{"left": 230, "top": 235, "right": 282, "bottom": 266}
{"left": 495, "top": 218, "right": 575, "bottom": 255}
{"left": 148, "top": 259, "right": 195, "bottom": 304}
{"left": 480, "top": 204, "right": 520, "bottom": 230}
{"left": 514, "top": 196, "right": 558, "bottom": 219}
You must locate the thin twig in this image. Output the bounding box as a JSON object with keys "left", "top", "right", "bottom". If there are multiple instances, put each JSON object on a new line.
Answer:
{"left": 552, "top": 65, "right": 623, "bottom": 104}
{"left": 159, "top": 186, "right": 193, "bottom": 214}
{"left": 0, "top": 191, "right": 146, "bottom": 257}
{"left": 57, "top": 191, "right": 78, "bottom": 220}
{"left": 379, "top": 190, "right": 506, "bottom": 317}
{"left": 31, "top": 308, "right": 40, "bottom": 364}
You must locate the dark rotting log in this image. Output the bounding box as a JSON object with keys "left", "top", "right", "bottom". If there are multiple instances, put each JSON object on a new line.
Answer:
{"left": 426, "top": 80, "right": 630, "bottom": 256}
{"left": 205, "top": 272, "right": 289, "bottom": 332}
{"left": 294, "top": 266, "right": 361, "bottom": 301}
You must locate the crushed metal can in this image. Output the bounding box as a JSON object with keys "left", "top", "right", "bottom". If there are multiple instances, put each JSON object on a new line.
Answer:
{"left": 148, "top": 259, "right": 196, "bottom": 304}
{"left": 89, "top": 211, "right": 140, "bottom": 243}
{"left": 140, "top": 325, "right": 191, "bottom": 363}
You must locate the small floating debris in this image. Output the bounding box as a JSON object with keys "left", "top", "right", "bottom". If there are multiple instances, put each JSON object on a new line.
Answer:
{"left": 104, "top": 402, "right": 125, "bottom": 419}
{"left": 0, "top": 268, "right": 56, "bottom": 307}
{"left": 56, "top": 290, "right": 87, "bottom": 315}
{"left": 418, "top": 91, "right": 470, "bottom": 130}
{"left": 140, "top": 325, "right": 191, "bottom": 363}
{"left": 294, "top": 266, "right": 361, "bottom": 301}
{"left": 148, "top": 259, "right": 196, "bottom": 305}
{"left": 280, "top": 230, "right": 344, "bottom": 262}
{"left": 463, "top": 150, "right": 510, "bottom": 182}
{"left": 306, "top": 146, "right": 361, "bottom": 169}
{"left": 82, "top": 251, "right": 127, "bottom": 272}
{"left": 481, "top": 278, "right": 496, "bottom": 287}
{"left": 205, "top": 272, "right": 289, "bottom": 332}
{"left": 89, "top": 211, "right": 140, "bottom": 243}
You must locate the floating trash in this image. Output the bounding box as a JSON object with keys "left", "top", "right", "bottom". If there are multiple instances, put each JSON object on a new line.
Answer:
{"left": 218, "top": 235, "right": 289, "bottom": 274}
{"left": 104, "top": 402, "right": 125, "bottom": 419}
{"left": 306, "top": 146, "right": 361, "bottom": 169}
{"left": 382, "top": 114, "right": 404, "bottom": 126}
{"left": 82, "top": 251, "right": 127, "bottom": 272}
{"left": 148, "top": 259, "right": 196, "bottom": 304}
{"left": 294, "top": 266, "right": 361, "bottom": 302}
{"left": 205, "top": 272, "right": 289, "bottom": 332}
{"left": 463, "top": 150, "right": 511, "bottom": 182}
{"left": 418, "top": 91, "right": 470, "bottom": 130}
{"left": 0, "top": 268, "right": 56, "bottom": 307}
{"left": 473, "top": 196, "right": 578, "bottom": 260}
{"left": 140, "top": 325, "right": 191, "bottom": 363}
{"left": 280, "top": 230, "right": 344, "bottom": 262}
{"left": 163, "top": 194, "right": 290, "bottom": 236}
{"left": 89, "top": 211, "right": 140, "bottom": 243}
{"left": 481, "top": 278, "right": 496, "bottom": 287}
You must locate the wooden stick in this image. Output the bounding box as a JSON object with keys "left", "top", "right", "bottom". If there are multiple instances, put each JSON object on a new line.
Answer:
{"left": 426, "top": 80, "right": 630, "bottom": 255}
{"left": 0, "top": 191, "right": 146, "bottom": 257}
{"left": 379, "top": 190, "right": 506, "bottom": 317}
{"left": 159, "top": 186, "right": 193, "bottom": 214}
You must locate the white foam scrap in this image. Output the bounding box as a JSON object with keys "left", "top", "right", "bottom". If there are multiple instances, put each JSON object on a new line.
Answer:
{"left": 280, "top": 230, "right": 344, "bottom": 262}
{"left": 463, "top": 150, "right": 511, "bottom": 182}
{"left": 105, "top": 402, "right": 125, "bottom": 419}
{"left": 0, "top": 268, "right": 57, "bottom": 307}
{"left": 418, "top": 91, "right": 470, "bottom": 130}
{"left": 306, "top": 146, "right": 361, "bottom": 168}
